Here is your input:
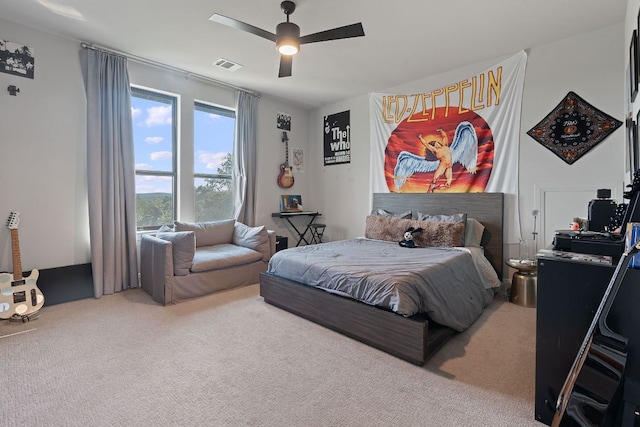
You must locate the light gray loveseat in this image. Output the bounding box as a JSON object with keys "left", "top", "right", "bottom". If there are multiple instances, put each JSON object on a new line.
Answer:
{"left": 140, "top": 219, "right": 276, "bottom": 305}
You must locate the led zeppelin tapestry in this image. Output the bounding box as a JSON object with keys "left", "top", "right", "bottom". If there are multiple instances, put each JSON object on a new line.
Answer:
{"left": 526, "top": 91, "right": 622, "bottom": 165}
{"left": 370, "top": 51, "right": 527, "bottom": 243}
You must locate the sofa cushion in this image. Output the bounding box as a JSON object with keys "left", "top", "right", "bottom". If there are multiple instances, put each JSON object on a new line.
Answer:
{"left": 155, "top": 231, "right": 195, "bottom": 276}
{"left": 174, "top": 219, "right": 235, "bottom": 247}
{"left": 191, "top": 244, "right": 263, "bottom": 272}
{"left": 234, "top": 223, "right": 270, "bottom": 261}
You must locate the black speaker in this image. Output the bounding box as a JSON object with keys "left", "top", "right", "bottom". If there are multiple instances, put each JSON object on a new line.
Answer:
{"left": 275, "top": 235, "right": 288, "bottom": 252}
{"left": 588, "top": 189, "right": 617, "bottom": 232}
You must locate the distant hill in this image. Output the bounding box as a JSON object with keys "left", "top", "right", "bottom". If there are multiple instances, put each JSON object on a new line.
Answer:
{"left": 136, "top": 192, "right": 171, "bottom": 200}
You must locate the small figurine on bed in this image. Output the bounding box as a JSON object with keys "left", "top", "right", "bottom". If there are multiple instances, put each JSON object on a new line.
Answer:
{"left": 399, "top": 227, "right": 423, "bottom": 248}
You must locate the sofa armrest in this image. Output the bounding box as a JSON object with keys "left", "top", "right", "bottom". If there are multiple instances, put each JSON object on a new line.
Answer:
{"left": 267, "top": 230, "right": 276, "bottom": 259}
{"left": 139, "top": 234, "right": 174, "bottom": 305}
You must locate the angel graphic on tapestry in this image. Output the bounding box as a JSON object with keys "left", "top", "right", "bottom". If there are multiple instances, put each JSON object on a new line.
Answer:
{"left": 394, "top": 122, "right": 479, "bottom": 192}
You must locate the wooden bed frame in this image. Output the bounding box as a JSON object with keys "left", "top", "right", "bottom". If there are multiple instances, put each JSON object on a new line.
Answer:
{"left": 260, "top": 192, "right": 504, "bottom": 366}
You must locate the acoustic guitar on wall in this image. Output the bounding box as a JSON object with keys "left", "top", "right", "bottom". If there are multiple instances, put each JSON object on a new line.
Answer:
{"left": 277, "top": 131, "right": 294, "bottom": 189}
{"left": 0, "top": 212, "right": 44, "bottom": 321}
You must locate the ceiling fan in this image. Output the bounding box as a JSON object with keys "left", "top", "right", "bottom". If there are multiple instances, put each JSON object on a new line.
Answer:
{"left": 209, "top": 1, "right": 365, "bottom": 78}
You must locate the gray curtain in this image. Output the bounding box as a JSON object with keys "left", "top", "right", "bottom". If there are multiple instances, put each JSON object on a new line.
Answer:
{"left": 233, "top": 90, "right": 258, "bottom": 226}
{"left": 80, "top": 48, "right": 139, "bottom": 298}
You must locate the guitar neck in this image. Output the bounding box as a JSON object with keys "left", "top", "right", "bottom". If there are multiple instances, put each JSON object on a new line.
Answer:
{"left": 10, "top": 229, "right": 23, "bottom": 280}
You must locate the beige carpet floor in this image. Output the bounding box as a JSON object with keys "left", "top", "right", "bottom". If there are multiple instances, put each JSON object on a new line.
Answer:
{"left": 0, "top": 284, "right": 539, "bottom": 427}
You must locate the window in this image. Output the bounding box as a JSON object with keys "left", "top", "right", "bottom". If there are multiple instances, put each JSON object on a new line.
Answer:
{"left": 131, "top": 87, "right": 177, "bottom": 230}
{"left": 193, "top": 101, "right": 235, "bottom": 222}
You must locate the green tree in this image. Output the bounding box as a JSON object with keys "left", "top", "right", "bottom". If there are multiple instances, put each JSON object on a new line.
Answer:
{"left": 195, "top": 153, "right": 234, "bottom": 221}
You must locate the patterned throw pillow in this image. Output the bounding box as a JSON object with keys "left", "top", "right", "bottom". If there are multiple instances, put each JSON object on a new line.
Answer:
{"left": 365, "top": 216, "right": 465, "bottom": 247}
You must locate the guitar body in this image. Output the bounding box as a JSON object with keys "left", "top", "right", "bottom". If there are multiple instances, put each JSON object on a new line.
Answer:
{"left": 551, "top": 241, "right": 638, "bottom": 427}
{"left": 0, "top": 269, "right": 44, "bottom": 319}
{"left": 558, "top": 334, "right": 626, "bottom": 426}
{"left": 2, "top": 212, "right": 45, "bottom": 320}
{"left": 277, "top": 163, "right": 294, "bottom": 188}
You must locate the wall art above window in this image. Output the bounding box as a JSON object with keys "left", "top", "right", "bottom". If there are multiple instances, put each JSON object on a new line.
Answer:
{"left": 526, "top": 91, "right": 622, "bottom": 165}
{"left": 0, "top": 39, "right": 35, "bottom": 79}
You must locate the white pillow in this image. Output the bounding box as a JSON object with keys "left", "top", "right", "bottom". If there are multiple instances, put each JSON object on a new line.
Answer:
{"left": 174, "top": 219, "right": 235, "bottom": 247}
{"left": 370, "top": 208, "right": 412, "bottom": 219}
{"left": 233, "top": 223, "right": 270, "bottom": 261}
{"left": 156, "top": 231, "right": 195, "bottom": 276}
{"left": 417, "top": 212, "right": 467, "bottom": 224}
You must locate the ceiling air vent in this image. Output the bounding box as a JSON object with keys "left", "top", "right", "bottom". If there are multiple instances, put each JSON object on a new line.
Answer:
{"left": 213, "top": 58, "right": 242, "bottom": 72}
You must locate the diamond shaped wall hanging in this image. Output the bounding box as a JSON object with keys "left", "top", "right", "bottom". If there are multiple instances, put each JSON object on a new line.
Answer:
{"left": 526, "top": 91, "right": 622, "bottom": 165}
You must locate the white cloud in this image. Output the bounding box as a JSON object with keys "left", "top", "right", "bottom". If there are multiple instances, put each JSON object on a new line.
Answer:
{"left": 135, "top": 163, "right": 153, "bottom": 170}
{"left": 135, "top": 176, "right": 172, "bottom": 193}
{"left": 145, "top": 106, "right": 172, "bottom": 127}
{"left": 145, "top": 136, "right": 163, "bottom": 144}
{"left": 150, "top": 151, "right": 172, "bottom": 161}
{"left": 131, "top": 107, "right": 141, "bottom": 119}
{"left": 197, "top": 151, "right": 227, "bottom": 170}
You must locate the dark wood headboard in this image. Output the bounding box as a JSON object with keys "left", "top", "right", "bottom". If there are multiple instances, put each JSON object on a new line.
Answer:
{"left": 372, "top": 193, "right": 504, "bottom": 279}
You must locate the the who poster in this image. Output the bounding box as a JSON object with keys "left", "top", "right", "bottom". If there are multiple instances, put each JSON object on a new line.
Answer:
{"left": 324, "top": 110, "right": 351, "bottom": 166}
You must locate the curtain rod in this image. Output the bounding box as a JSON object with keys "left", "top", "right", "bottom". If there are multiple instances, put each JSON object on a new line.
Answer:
{"left": 81, "top": 42, "right": 260, "bottom": 98}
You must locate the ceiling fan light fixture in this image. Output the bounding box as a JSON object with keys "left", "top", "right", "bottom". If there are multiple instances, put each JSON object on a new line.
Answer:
{"left": 277, "top": 39, "right": 299, "bottom": 55}
{"left": 276, "top": 21, "right": 300, "bottom": 55}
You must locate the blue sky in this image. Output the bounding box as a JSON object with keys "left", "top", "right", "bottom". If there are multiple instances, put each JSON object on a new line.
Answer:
{"left": 131, "top": 95, "right": 234, "bottom": 193}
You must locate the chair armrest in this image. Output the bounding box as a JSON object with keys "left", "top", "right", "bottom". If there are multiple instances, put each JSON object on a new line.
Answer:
{"left": 267, "top": 230, "right": 276, "bottom": 259}
{"left": 139, "top": 234, "right": 174, "bottom": 305}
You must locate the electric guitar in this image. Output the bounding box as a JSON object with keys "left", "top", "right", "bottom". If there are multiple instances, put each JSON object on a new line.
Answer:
{"left": 551, "top": 238, "right": 640, "bottom": 427}
{"left": 0, "top": 212, "right": 44, "bottom": 320}
{"left": 277, "top": 131, "right": 294, "bottom": 189}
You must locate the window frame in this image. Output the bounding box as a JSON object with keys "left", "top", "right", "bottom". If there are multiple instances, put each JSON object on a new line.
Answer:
{"left": 131, "top": 86, "right": 178, "bottom": 231}
{"left": 193, "top": 100, "right": 236, "bottom": 222}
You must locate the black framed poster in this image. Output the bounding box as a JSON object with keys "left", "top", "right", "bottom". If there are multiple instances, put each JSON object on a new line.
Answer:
{"left": 323, "top": 110, "right": 351, "bottom": 166}
{"left": 628, "top": 116, "right": 638, "bottom": 180}
{"left": 631, "top": 30, "right": 638, "bottom": 103}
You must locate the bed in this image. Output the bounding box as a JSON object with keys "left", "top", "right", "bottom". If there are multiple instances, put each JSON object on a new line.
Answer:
{"left": 260, "top": 192, "right": 504, "bottom": 365}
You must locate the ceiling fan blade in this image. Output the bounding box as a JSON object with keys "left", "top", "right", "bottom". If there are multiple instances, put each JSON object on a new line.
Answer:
{"left": 209, "top": 14, "right": 277, "bottom": 42}
{"left": 278, "top": 55, "right": 293, "bottom": 78}
{"left": 278, "top": 55, "right": 293, "bottom": 77}
{"left": 299, "top": 23, "right": 365, "bottom": 45}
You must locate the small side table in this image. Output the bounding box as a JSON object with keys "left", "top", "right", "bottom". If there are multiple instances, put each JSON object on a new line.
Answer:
{"left": 506, "top": 258, "right": 537, "bottom": 308}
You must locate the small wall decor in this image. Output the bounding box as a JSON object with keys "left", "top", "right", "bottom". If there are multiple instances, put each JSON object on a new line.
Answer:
{"left": 276, "top": 112, "right": 291, "bottom": 131}
{"left": 323, "top": 110, "right": 351, "bottom": 166}
{"left": 293, "top": 147, "right": 304, "bottom": 172}
{"left": 527, "top": 91, "right": 622, "bottom": 165}
{"left": 0, "top": 39, "right": 35, "bottom": 79}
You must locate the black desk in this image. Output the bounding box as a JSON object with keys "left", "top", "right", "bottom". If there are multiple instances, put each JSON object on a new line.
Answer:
{"left": 271, "top": 211, "right": 321, "bottom": 246}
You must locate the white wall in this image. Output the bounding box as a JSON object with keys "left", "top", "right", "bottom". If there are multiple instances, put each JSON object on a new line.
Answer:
{"left": 0, "top": 16, "right": 628, "bottom": 274}
{"left": 0, "top": 18, "right": 310, "bottom": 273}
{"left": 0, "top": 19, "right": 89, "bottom": 273}
{"left": 310, "top": 23, "right": 625, "bottom": 260}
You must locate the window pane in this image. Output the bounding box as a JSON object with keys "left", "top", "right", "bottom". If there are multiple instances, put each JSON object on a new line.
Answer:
{"left": 136, "top": 176, "right": 175, "bottom": 228}
{"left": 132, "top": 92, "right": 174, "bottom": 173}
{"left": 194, "top": 103, "right": 234, "bottom": 175}
{"left": 132, "top": 87, "right": 177, "bottom": 230}
{"left": 194, "top": 101, "right": 235, "bottom": 222}
{"left": 194, "top": 177, "right": 234, "bottom": 222}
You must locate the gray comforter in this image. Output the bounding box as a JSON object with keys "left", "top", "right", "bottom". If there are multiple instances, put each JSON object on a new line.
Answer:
{"left": 267, "top": 238, "right": 496, "bottom": 332}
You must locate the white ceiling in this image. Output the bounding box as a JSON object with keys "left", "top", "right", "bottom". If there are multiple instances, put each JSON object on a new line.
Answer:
{"left": 0, "top": 0, "right": 627, "bottom": 109}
